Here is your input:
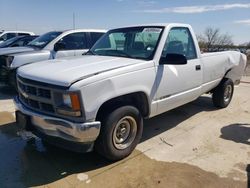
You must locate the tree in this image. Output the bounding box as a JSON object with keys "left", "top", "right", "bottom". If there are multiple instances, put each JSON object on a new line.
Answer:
{"left": 246, "top": 42, "right": 250, "bottom": 48}
{"left": 197, "top": 27, "right": 233, "bottom": 52}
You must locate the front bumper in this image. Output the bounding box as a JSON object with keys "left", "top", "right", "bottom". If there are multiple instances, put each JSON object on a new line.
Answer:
{"left": 14, "top": 97, "right": 101, "bottom": 151}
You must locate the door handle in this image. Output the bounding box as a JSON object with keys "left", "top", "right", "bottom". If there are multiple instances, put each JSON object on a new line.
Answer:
{"left": 195, "top": 65, "right": 201, "bottom": 71}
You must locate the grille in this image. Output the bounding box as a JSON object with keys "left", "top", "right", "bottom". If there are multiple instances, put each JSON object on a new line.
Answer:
{"left": 17, "top": 76, "right": 55, "bottom": 113}
{"left": 18, "top": 81, "right": 51, "bottom": 99}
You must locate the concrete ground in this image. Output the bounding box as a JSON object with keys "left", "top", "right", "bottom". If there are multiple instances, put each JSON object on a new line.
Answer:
{"left": 0, "top": 78, "right": 249, "bottom": 188}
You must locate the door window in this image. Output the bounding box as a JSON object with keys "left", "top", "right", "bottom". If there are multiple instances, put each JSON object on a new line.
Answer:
{"left": 58, "top": 32, "right": 87, "bottom": 50}
{"left": 17, "top": 33, "right": 30, "bottom": 36}
{"left": 6, "top": 33, "right": 17, "bottom": 40}
{"left": 90, "top": 32, "right": 104, "bottom": 46}
{"left": 0, "top": 33, "right": 16, "bottom": 41}
{"left": 161, "top": 27, "right": 197, "bottom": 60}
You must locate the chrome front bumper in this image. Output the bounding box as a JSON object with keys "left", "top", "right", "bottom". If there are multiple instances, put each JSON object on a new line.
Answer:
{"left": 14, "top": 97, "right": 101, "bottom": 143}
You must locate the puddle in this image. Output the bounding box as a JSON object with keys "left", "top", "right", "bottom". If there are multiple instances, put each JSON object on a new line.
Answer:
{"left": 81, "top": 152, "right": 247, "bottom": 188}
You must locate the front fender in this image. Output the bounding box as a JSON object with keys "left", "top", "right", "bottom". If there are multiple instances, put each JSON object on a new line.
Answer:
{"left": 73, "top": 67, "right": 156, "bottom": 121}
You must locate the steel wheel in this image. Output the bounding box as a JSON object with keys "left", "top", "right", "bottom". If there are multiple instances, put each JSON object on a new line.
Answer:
{"left": 112, "top": 116, "right": 137, "bottom": 150}
{"left": 224, "top": 84, "right": 232, "bottom": 103}
{"left": 212, "top": 78, "right": 234, "bottom": 108}
{"left": 95, "top": 105, "right": 143, "bottom": 161}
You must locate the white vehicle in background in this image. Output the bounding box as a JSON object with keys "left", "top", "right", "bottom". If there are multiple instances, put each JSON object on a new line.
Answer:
{"left": 15, "top": 23, "right": 246, "bottom": 161}
{"left": 0, "top": 31, "right": 35, "bottom": 43}
{"left": 0, "top": 29, "right": 106, "bottom": 87}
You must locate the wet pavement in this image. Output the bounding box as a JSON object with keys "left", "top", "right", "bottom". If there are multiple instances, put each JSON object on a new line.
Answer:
{"left": 0, "top": 80, "right": 249, "bottom": 188}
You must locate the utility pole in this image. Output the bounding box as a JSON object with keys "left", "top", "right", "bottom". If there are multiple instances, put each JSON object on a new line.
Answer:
{"left": 73, "top": 13, "right": 75, "bottom": 29}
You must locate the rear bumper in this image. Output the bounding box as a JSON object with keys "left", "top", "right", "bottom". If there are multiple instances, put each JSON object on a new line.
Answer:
{"left": 14, "top": 97, "right": 101, "bottom": 152}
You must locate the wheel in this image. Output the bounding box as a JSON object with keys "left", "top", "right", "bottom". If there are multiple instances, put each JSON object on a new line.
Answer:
{"left": 41, "top": 140, "right": 57, "bottom": 149}
{"left": 212, "top": 79, "right": 234, "bottom": 108}
{"left": 95, "top": 106, "right": 143, "bottom": 161}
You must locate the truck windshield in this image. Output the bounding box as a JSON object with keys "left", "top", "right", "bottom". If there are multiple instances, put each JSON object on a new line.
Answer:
{"left": 0, "top": 36, "right": 21, "bottom": 47}
{"left": 89, "top": 26, "right": 164, "bottom": 60}
{"left": 27, "top": 31, "right": 62, "bottom": 49}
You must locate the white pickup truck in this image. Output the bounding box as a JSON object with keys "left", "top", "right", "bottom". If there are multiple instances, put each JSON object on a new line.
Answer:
{"left": 14, "top": 23, "right": 246, "bottom": 160}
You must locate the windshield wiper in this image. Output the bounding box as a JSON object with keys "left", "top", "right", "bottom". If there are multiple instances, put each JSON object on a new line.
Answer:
{"left": 84, "top": 50, "right": 97, "bottom": 56}
{"left": 106, "top": 50, "right": 133, "bottom": 59}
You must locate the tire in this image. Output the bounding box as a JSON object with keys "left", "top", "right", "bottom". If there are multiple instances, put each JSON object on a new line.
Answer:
{"left": 212, "top": 79, "right": 234, "bottom": 108}
{"left": 95, "top": 106, "right": 143, "bottom": 161}
{"left": 42, "top": 140, "right": 57, "bottom": 149}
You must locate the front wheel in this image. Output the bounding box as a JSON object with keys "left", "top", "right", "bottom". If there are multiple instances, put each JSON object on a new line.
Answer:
{"left": 212, "top": 79, "right": 234, "bottom": 108}
{"left": 95, "top": 106, "right": 143, "bottom": 161}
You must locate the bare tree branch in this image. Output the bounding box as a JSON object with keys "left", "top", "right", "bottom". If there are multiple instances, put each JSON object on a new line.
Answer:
{"left": 197, "top": 27, "right": 234, "bottom": 52}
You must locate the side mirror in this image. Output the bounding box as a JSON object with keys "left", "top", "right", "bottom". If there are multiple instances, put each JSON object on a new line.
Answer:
{"left": 54, "top": 42, "right": 66, "bottom": 51}
{"left": 160, "top": 53, "right": 187, "bottom": 65}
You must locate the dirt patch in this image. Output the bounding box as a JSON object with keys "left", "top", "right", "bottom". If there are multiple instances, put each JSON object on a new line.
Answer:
{"left": 79, "top": 152, "right": 247, "bottom": 188}
{"left": 0, "top": 111, "right": 15, "bottom": 125}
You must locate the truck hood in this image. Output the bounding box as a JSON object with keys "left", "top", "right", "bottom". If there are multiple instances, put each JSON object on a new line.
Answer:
{"left": 18, "top": 55, "right": 146, "bottom": 87}
{"left": 0, "top": 46, "right": 35, "bottom": 56}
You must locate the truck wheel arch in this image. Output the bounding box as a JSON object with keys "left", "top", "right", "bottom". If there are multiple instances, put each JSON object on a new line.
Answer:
{"left": 224, "top": 68, "right": 232, "bottom": 77}
{"left": 95, "top": 92, "right": 150, "bottom": 121}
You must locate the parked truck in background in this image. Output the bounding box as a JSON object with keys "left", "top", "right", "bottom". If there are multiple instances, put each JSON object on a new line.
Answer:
{"left": 14, "top": 23, "right": 246, "bottom": 160}
{"left": 0, "top": 29, "right": 106, "bottom": 87}
{"left": 0, "top": 31, "right": 35, "bottom": 43}
{"left": 0, "top": 35, "right": 39, "bottom": 48}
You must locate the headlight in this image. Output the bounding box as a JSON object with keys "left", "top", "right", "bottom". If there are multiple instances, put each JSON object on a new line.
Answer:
{"left": 56, "top": 93, "right": 81, "bottom": 117}
{"left": 62, "top": 94, "right": 72, "bottom": 108}
{"left": 4, "top": 56, "right": 14, "bottom": 67}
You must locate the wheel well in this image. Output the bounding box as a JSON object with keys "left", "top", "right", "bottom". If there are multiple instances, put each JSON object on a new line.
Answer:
{"left": 210, "top": 77, "right": 232, "bottom": 94}
{"left": 224, "top": 69, "right": 232, "bottom": 77}
{"left": 96, "top": 92, "right": 150, "bottom": 121}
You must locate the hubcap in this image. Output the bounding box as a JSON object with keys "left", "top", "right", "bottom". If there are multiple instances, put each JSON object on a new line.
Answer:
{"left": 224, "top": 85, "right": 232, "bottom": 103}
{"left": 113, "top": 116, "right": 137, "bottom": 150}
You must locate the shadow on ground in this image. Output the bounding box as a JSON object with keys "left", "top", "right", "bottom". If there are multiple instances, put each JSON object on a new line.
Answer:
{"left": 220, "top": 123, "right": 250, "bottom": 145}
{"left": 0, "top": 122, "right": 112, "bottom": 187}
{"left": 247, "top": 164, "right": 250, "bottom": 188}
{"left": 0, "top": 96, "right": 220, "bottom": 187}
{"left": 0, "top": 85, "right": 16, "bottom": 100}
{"left": 141, "top": 95, "right": 217, "bottom": 142}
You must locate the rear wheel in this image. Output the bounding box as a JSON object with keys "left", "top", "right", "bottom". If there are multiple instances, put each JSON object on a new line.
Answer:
{"left": 95, "top": 106, "right": 143, "bottom": 161}
{"left": 212, "top": 79, "right": 234, "bottom": 108}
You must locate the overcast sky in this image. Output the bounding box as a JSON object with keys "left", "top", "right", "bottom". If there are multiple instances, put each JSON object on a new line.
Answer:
{"left": 0, "top": 0, "right": 249, "bottom": 44}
